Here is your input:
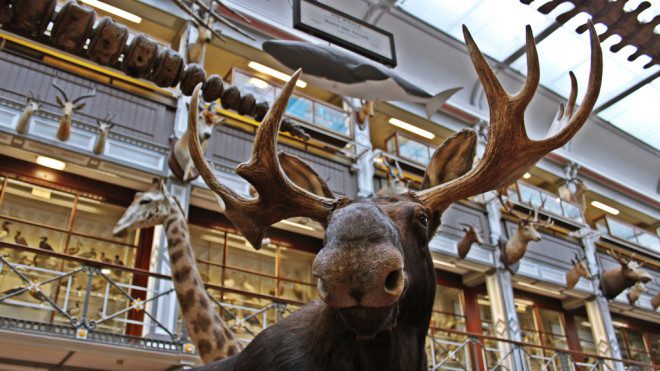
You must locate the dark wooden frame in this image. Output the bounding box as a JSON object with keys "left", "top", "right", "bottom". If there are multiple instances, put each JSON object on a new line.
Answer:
{"left": 292, "top": 0, "right": 397, "bottom": 67}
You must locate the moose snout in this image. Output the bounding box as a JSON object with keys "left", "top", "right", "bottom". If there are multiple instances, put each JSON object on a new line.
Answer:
{"left": 312, "top": 245, "right": 405, "bottom": 309}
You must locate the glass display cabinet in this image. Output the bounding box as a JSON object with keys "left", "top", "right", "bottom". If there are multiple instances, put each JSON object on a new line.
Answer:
{"left": 231, "top": 69, "right": 353, "bottom": 139}
{"left": 594, "top": 215, "right": 660, "bottom": 252}
{"left": 503, "top": 181, "right": 585, "bottom": 224}
{"left": 385, "top": 131, "right": 434, "bottom": 166}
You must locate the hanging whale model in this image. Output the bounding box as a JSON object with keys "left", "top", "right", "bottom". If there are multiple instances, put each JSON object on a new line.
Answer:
{"left": 262, "top": 40, "right": 462, "bottom": 119}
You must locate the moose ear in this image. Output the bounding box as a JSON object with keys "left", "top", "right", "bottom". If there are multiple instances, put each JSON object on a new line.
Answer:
{"left": 421, "top": 129, "right": 477, "bottom": 189}
{"left": 278, "top": 152, "right": 335, "bottom": 198}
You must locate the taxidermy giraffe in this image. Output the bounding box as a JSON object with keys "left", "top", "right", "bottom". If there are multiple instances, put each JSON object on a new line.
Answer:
{"left": 188, "top": 22, "right": 602, "bottom": 370}
{"left": 93, "top": 113, "right": 116, "bottom": 155}
{"left": 626, "top": 281, "right": 648, "bottom": 306}
{"left": 565, "top": 252, "right": 591, "bottom": 289}
{"left": 600, "top": 250, "right": 652, "bottom": 300}
{"left": 169, "top": 102, "right": 223, "bottom": 182}
{"left": 15, "top": 91, "right": 40, "bottom": 134}
{"left": 457, "top": 225, "right": 483, "bottom": 259}
{"left": 498, "top": 199, "right": 554, "bottom": 274}
{"left": 51, "top": 82, "right": 96, "bottom": 141}
{"left": 113, "top": 179, "right": 243, "bottom": 363}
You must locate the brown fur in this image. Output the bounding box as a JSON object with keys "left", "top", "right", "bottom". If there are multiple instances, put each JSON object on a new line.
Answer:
{"left": 600, "top": 251, "right": 652, "bottom": 300}
{"left": 457, "top": 226, "right": 483, "bottom": 259}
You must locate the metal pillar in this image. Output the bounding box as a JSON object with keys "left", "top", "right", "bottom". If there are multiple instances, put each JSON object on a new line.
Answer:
{"left": 352, "top": 99, "right": 375, "bottom": 197}
{"left": 484, "top": 196, "right": 527, "bottom": 370}
{"left": 580, "top": 229, "right": 624, "bottom": 371}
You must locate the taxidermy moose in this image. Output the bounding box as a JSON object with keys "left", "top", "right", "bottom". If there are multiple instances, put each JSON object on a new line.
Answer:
{"left": 565, "top": 252, "right": 591, "bottom": 289}
{"left": 92, "top": 113, "right": 116, "bottom": 155}
{"left": 15, "top": 91, "right": 40, "bottom": 134}
{"left": 600, "top": 250, "right": 652, "bottom": 300}
{"left": 51, "top": 82, "right": 96, "bottom": 141}
{"left": 185, "top": 22, "right": 602, "bottom": 370}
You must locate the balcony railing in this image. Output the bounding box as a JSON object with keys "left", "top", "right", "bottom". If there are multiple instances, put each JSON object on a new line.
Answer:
{"left": 595, "top": 215, "right": 660, "bottom": 253}
{"left": 505, "top": 181, "right": 584, "bottom": 225}
{"left": 0, "top": 241, "right": 654, "bottom": 369}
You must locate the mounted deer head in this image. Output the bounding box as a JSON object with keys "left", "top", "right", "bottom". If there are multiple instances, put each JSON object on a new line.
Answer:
{"left": 187, "top": 22, "right": 213, "bottom": 64}
{"left": 190, "top": 22, "right": 601, "bottom": 369}
{"left": 565, "top": 252, "right": 591, "bottom": 289}
{"left": 93, "top": 112, "right": 116, "bottom": 155}
{"left": 499, "top": 199, "right": 554, "bottom": 272}
{"left": 376, "top": 158, "right": 411, "bottom": 197}
{"left": 457, "top": 225, "right": 484, "bottom": 259}
{"left": 15, "top": 90, "right": 41, "bottom": 134}
{"left": 356, "top": 100, "right": 374, "bottom": 128}
{"left": 627, "top": 281, "right": 648, "bottom": 306}
{"left": 652, "top": 291, "right": 660, "bottom": 311}
{"left": 51, "top": 82, "right": 96, "bottom": 141}
{"left": 169, "top": 102, "right": 223, "bottom": 182}
{"left": 600, "top": 251, "right": 652, "bottom": 300}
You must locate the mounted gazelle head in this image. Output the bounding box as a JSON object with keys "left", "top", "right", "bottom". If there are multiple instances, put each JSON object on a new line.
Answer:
{"left": 600, "top": 250, "right": 652, "bottom": 300}
{"left": 188, "top": 23, "right": 601, "bottom": 340}
{"left": 627, "top": 281, "right": 648, "bottom": 306}
{"left": 93, "top": 112, "right": 116, "bottom": 155}
{"left": 457, "top": 224, "right": 484, "bottom": 259}
{"left": 15, "top": 90, "right": 41, "bottom": 134}
{"left": 52, "top": 82, "right": 96, "bottom": 141}
{"left": 565, "top": 252, "right": 592, "bottom": 289}
{"left": 170, "top": 102, "right": 223, "bottom": 182}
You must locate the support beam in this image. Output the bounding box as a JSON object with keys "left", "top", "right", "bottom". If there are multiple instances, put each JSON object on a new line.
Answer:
{"left": 352, "top": 98, "right": 375, "bottom": 197}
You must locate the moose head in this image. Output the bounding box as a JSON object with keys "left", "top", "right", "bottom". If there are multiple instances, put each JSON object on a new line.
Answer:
{"left": 92, "top": 112, "right": 116, "bottom": 155}
{"left": 600, "top": 250, "right": 652, "bottom": 300}
{"left": 457, "top": 225, "right": 484, "bottom": 259}
{"left": 565, "top": 252, "right": 592, "bottom": 289}
{"left": 15, "top": 90, "right": 41, "bottom": 134}
{"left": 190, "top": 23, "right": 602, "bottom": 369}
{"left": 52, "top": 82, "right": 96, "bottom": 141}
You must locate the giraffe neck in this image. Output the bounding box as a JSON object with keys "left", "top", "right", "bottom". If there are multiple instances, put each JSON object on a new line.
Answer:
{"left": 164, "top": 198, "right": 243, "bottom": 363}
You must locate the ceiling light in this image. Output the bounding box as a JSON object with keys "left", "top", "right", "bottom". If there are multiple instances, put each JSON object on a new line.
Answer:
{"left": 80, "top": 0, "right": 142, "bottom": 23}
{"left": 591, "top": 201, "right": 619, "bottom": 215}
{"left": 36, "top": 156, "right": 65, "bottom": 170}
{"left": 248, "top": 62, "right": 307, "bottom": 88}
{"left": 432, "top": 259, "right": 455, "bottom": 268}
{"left": 523, "top": 173, "right": 531, "bottom": 179}
{"left": 280, "top": 219, "right": 315, "bottom": 231}
{"left": 388, "top": 118, "right": 435, "bottom": 139}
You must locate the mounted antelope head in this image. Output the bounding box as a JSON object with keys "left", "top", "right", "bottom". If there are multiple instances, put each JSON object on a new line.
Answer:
{"left": 627, "top": 281, "right": 648, "bottom": 306}
{"left": 93, "top": 112, "right": 116, "bottom": 155}
{"left": 601, "top": 250, "right": 652, "bottom": 300}
{"left": 376, "top": 157, "right": 409, "bottom": 197}
{"left": 15, "top": 90, "right": 40, "bottom": 134}
{"left": 565, "top": 252, "right": 591, "bottom": 289}
{"left": 189, "top": 22, "right": 601, "bottom": 369}
{"left": 499, "top": 199, "right": 554, "bottom": 272}
{"left": 169, "top": 102, "right": 223, "bottom": 182}
{"left": 51, "top": 82, "right": 96, "bottom": 141}
{"left": 187, "top": 22, "right": 212, "bottom": 64}
{"left": 457, "top": 225, "right": 483, "bottom": 259}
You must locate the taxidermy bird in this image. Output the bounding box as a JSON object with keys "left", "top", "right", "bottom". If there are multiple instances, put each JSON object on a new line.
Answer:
{"left": 99, "top": 252, "right": 112, "bottom": 264}
{"left": 113, "top": 255, "right": 124, "bottom": 266}
{"left": 262, "top": 40, "right": 462, "bottom": 119}
{"left": 39, "top": 237, "right": 54, "bottom": 251}
{"left": 66, "top": 242, "right": 81, "bottom": 255}
{"left": 0, "top": 221, "right": 11, "bottom": 240}
{"left": 79, "top": 247, "right": 97, "bottom": 259}
{"left": 14, "top": 230, "right": 27, "bottom": 246}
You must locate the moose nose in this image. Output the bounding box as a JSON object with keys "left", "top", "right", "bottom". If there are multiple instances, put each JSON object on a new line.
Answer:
{"left": 313, "top": 245, "right": 405, "bottom": 309}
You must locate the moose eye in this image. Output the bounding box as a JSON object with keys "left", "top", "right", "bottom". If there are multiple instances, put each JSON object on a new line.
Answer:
{"left": 418, "top": 214, "right": 428, "bottom": 227}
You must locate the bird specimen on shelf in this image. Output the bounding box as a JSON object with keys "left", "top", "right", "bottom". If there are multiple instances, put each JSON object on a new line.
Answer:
{"left": 14, "top": 230, "right": 28, "bottom": 246}
{"left": 39, "top": 237, "right": 54, "bottom": 251}
{"left": 0, "top": 221, "right": 11, "bottom": 240}
{"left": 99, "top": 252, "right": 112, "bottom": 264}
{"left": 78, "top": 247, "right": 97, "bottom": 260}
{"left": 113, "top": 255, "right": 124, "bottom": 266}
{"left": 65, "top": 243, "right": 81, "bottom": 255}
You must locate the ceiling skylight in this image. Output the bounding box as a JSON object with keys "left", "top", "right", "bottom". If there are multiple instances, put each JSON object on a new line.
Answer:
{"left": 598, "top": 78, "right": 660, "bottom": 150}
{"left": 396, "top": 0, "right": 559, "bottom": 62}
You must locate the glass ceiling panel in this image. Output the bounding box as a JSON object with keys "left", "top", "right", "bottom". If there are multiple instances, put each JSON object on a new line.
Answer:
{"left": 396, "top": 0, "right": 557, "bottom": 62}
{"left": 598, "top": 78, "right": 660, "bottom": 150}
{"left": 509, "top": 8, "right": 660, "bottom": 107}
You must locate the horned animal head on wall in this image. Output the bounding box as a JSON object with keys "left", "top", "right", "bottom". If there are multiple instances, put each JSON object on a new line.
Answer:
{"left": 600, "top": 250, "right": 652, "bottom": 300}
{"left": 51, "top": 82, "right": 96, "bottom": 141}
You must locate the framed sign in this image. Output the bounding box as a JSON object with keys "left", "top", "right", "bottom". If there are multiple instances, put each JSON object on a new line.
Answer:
{"left": 293, "top": 0, "right": 397, "bottom": 67}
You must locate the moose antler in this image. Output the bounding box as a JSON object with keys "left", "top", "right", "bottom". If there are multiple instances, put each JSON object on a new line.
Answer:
{"left": 414, "top": 22, "right": 602, "bottom": 212}
{"left": 188, "top": 69, "right": 337, "bottom": 249}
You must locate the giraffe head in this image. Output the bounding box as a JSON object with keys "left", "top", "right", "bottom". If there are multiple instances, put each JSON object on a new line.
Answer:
{"left": 113, "top": 179, "right": 174, "bottom": 236}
